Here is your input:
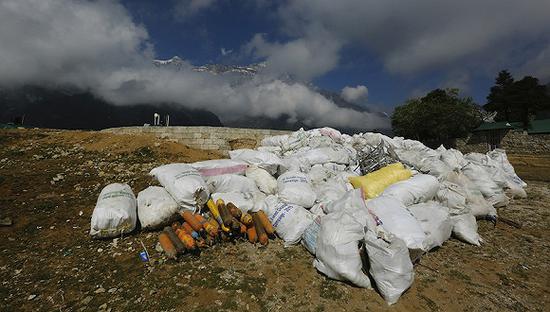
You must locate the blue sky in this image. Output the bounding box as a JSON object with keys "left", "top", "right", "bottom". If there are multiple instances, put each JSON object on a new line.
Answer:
{"left": 1, "top": 0, "right": 549, "bottom": 129}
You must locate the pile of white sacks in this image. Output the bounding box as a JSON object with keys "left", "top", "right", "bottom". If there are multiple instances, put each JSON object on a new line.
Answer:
{"left": 90, "top": 127, "right": 527, "bottom": 304}
{"left": 234, "top": 127, "right": 525, "bottom": 304}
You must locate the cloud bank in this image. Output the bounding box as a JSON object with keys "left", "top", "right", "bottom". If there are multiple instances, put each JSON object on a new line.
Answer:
{"left": 341, "top": 85, "right": 368, "bottom": 104}
{"left": 248, "top": 0, "right": 550, "bottom": 82}
{"left": 0, "top": 0, "right": 389, "bottom": 130}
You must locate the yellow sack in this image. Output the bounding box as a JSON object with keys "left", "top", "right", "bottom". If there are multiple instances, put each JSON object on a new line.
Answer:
{"left": 349, "top": 162, "right": 412, "bottom": 199}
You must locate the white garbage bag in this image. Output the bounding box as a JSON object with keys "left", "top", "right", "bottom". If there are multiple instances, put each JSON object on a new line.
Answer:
{"left": 256, "top": 146, "right": 282, "bottom": 155}
{"left": 245, "top": 166, "right": 277, "bottom": 195}
{"left": 461, "top": 162, "right": 508, "bottom": 208}
{"left": 277, "top": 171, "right": 317, "bottom": 208}
{"left": 313, "top": 179, "right": 349, "bottom": 207}
{"left": 149, "top": 163, "right": 210, "bottom": 211}
{"left": 444, "top": 172, "right": 497, "bottom": 217}
{"left": 313, "top": 210, "right": 372, "bottom": 288}
{"left": 229, "top": 149, "right": 282, "bottom": 175}
{"left": 90, "top": 183, "right": 137, "bottom": 238}
{"left": 308, "top": 164, "right": 333, "bottom": 185}
{"left": 366, "top": 196, "right": 427, "bottom": 250}
{"left": 262, "top": 197, "right": 314, "bottom": 245}
{"left": 381, "top": 174, "right": 440, "bottom": 206}
{"left": 206, "top": 174, "right": 259, "bottom": 193}
{"left": 364, "top": 231, "right": 414, "bottom": 305}
{"left": 407, "top": 201, "right": 453, "bottom": 251}
{"left": 301, "top": 215, "right": 322, "bottom": 255}
{"left": 487, "top": 148, "right": 526, "bottom": 187}
{"left": 260, "top": 134, "right": 290, "bottom": 147}
{"left": 451, "top": 213, "right": 482, "bottom": 246}
{"left": 211, "top": 192, "right": 257, "bottom": 213}
{"left": 466, "top": 153, "right": 526, "bottom": 199}
{"left": 294, "top": 146, "right": 351, "bottom": 166}
{"left": 419, "top": 157, "right": 452, "bottom": 179}
{"left": 191, "top": 159, "right": 248, "bottom": 177}
{"left": 436, "top": 181, "right": 470, "bottom": 215}
{"left": 310, "top": 203, "right": 326, "bottom": 216}
{"left": 137, "top": 186, "right": 179, "bottom": 230}
{"left": 440, "top": 148, "right": 467, "bottom": 171}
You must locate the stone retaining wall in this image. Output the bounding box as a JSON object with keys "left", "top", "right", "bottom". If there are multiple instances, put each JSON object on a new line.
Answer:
{"left": 457, "top": 130, "right": 550, "bottom": 155}
{"left": 101, "top": 126, "right": 291, "bottom": 152}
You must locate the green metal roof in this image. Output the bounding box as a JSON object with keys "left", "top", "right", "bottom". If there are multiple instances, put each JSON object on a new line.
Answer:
{"left": 474, "top": 119, "right": 550, "bottom": 134}
{"left": 528, "top": 119, "right": 550, "bottom": 134}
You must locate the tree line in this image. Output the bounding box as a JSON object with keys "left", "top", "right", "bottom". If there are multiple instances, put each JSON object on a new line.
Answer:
{"left": 391, "top": 71, "right": 550, "bottom": 145}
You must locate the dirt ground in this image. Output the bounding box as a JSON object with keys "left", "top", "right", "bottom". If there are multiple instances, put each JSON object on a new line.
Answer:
{"left": 0, "top": 128, "right": 549, "bottom": 312}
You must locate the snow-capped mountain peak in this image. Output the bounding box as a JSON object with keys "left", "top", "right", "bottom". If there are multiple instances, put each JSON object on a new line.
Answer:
{"left": 153, "top": 56, "right": 184, "bottom": 67}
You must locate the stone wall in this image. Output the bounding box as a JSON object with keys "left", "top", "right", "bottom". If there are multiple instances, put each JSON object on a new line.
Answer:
{"left": 456, "top": 130, "right": 550, "bottom": 155}
{"left": 101, "top": 126, "right": 291, "bottom": 153}
{"left": 500, "top": 131, "right": 550, "bottom": 155}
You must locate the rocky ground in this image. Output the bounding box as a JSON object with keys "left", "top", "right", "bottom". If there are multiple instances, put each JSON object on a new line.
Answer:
{"left": 0, "top": 129, "right": 549, "bottom": 312}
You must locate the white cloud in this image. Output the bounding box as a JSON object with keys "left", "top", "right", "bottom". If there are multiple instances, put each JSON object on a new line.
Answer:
{"left": 246, "top": 32, "right": 342, "bottom": 81}
{"left": 0, "top": 0, "right": 390, "bottom": 130}
{"left": 252, "top": 0, "right": 550, "bottom": 82}
{"left": 341, "top": 85, "right": 368, "bottom": 104}
{"left": 0, "top": 0, "right": 151, "bottom": 87}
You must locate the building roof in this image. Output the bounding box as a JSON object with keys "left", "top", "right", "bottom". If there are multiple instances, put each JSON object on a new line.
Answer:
{"left": 528, "top": 119, "right": 550, "bottom": 134}
{"left": 474, "top": 119, "right": 550, "bottom": 134}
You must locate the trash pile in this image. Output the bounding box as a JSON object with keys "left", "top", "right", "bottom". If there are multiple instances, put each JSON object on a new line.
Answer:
{"left": 89, "top": 127, "right": 527, "bottom": 305}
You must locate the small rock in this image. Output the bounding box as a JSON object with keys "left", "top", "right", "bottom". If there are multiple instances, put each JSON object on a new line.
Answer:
{"left": 81, "top": 296, "right": 93, "bottom": 305}
{"left": 155, "top": 242, "right": 163, "bottom": 253}
{"left": 79, "top": 211, "right": 83, "bottom": 216}
{"left": 27, "top": 294, "right": 37, "bottom": 300}
{"left": 215, "top": 300, "right": 222, "bottom": 306}
{"left": 108, "top": 288, "right": 117, "bottom": 293}
{"left": 0, "top": 217, "right": 12, "bottom": 226}
{"left": 97, "top": 248, "right": 103, "bottom": 253}
{"left": 94, "top": 287, "right": 105, "bottom": 294}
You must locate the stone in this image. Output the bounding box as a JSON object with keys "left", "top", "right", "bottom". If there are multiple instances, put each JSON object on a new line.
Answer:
{"left": 0, "top": 217, "right": 12, "bottom": 226}
{"left": 81, "top": 296, "right": 93, "bottom": 305}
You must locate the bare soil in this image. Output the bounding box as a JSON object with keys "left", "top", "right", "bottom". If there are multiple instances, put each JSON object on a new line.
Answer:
{"left": 0, "top": 128, "right": 549, "bottom": 312}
